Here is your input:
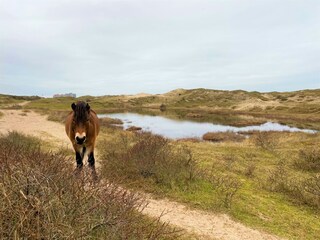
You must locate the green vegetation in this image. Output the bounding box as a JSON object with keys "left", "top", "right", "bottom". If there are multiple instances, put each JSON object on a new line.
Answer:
{"left": 0, "top": 132, "right": 180, "bottom": 239}
{"left": 97, "top": 126, "right": 320, "bottom": 239}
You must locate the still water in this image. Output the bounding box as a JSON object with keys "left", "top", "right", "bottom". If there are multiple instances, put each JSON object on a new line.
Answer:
{"left": 98, "top": 113, "right": 316, "bottom": 139}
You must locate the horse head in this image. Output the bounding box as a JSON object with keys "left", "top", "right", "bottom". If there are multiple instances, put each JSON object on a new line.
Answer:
{"left": 71, "top": 101, "right": 91, "bottom": 145}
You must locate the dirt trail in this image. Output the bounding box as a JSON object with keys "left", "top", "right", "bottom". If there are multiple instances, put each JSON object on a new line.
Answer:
{"left": 0, "top": 109, "right": 282, "bottom": 240}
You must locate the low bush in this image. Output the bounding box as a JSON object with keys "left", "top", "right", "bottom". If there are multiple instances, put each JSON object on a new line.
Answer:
{"left": 241, "top": 152, "right": 257, "bottom": 178}
{"left": 100, "top": 132, "right": 200, "bottom": 189}
{"left": 0, "top": 132, "right": 178, "bottom": 239}
{"left": 203, "top": 132, "right": 245, "bottom": 142}
{"left": 253, "top": 132, "right": 278, "bottom": 151}
{"left": 47, "top": 110, "right": 69, "bottom": 123}
{"left": 159, "top": 104, "right": 166, "bottom": 111}
{"left": 294, "top": 148, "right": 320, "bottom": 171}
{"left": 263, "top": 159, "right": 320, "bottom": 209}
{"left": 209, "top": 173, "right": 242, "bottom": 208}
{"left": 264, "top": 160, "right": 292, "bottom": 193}
{"left": 99, "top": 131, "right": 246, "bottom": 209}
{"left": 99, "top": 117, "right": 123, "bottom": 128}
{"left": 222, "top": 154, "right": 238, "bottom": 170}
{"left": 126, "top": 126, "right": 142, "bottom": 131}
{"left": 303, "top": 174, "right": 320, "bottom": 207}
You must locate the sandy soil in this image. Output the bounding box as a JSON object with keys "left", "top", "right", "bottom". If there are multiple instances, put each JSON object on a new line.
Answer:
{"left": 0, "top": 109, "right": 282, "bottom": 240}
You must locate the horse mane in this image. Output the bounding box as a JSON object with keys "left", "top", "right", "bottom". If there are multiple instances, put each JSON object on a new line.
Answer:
{"left": 73, "top": 101, "right": 89, "bottom": 123}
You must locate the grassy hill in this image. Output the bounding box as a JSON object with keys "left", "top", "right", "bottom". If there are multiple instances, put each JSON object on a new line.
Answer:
{"left": 21, "top": 88, "right": 320, "bottom": 130}
{"left": 0, "top": 94, "right": 40, "bottom": 108}
{"left": 22, "top": 88, "right": 320, "bottom": 113}
{"left": 126, "top": 88, "right": 320, "bottom": 114}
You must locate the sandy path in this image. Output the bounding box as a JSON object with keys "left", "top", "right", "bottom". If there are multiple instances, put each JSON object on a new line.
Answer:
{"left": 0, "top": 109, "right": 70, "bottom": 147}
{"left": 143, "top": 197, "right": 280, "bottom": 240}
{"left": 0, "top": 109, "right": 282, "bottom": 240}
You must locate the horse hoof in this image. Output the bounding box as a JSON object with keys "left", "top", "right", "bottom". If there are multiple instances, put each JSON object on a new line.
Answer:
{"left": 91, "top": 171, "right": 99, "bottom": 182}
{"left": 73, "top": 167, "right": 82, "bottom": 176}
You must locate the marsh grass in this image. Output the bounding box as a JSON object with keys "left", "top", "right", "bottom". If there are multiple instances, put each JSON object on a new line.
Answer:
{"left": 0, "top": 132, "right": 180, "bottom": 239}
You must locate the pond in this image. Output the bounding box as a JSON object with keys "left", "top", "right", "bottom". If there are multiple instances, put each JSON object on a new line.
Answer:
{"left": 98, "top": 113, "right": 316, "bottom": 139}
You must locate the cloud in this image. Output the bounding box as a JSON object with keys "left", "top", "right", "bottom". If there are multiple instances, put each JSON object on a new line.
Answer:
{"left": 1, "top": 0, "right": 319, "bottom": 96}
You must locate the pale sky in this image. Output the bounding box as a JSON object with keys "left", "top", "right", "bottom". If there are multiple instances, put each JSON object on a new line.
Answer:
{"left": 1, "top": 0, "right": 319, "bottom": 96}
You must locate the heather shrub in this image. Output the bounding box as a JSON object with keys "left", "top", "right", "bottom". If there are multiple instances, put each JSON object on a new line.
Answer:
{"left": 0, "top": 132, "right": 178, "bottom": 239}
{"left": 99, "top": 132, "right": 200, "bottom": 189}
{"left": 294, "top": 148, "right": 320, "bottom": 171}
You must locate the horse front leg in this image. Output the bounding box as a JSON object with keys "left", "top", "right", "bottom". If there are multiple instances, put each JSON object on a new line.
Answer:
{"left": 88, "top": 151, "right": 98, "bottom": 180}
{"left": 75, "top": 146, "right": 86, "bottom": 169}
{"left": 76, "top": 151, "right": 83, "bottom": 169}
{"left": 88, "top": 151, "right": 95, "bottom": 168}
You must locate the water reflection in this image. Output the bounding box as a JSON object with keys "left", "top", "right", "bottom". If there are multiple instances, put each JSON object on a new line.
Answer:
{"left": 98, "top": 113, "right": 316, "bottom": 139}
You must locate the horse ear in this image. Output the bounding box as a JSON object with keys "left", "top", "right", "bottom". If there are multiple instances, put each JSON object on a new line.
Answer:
{"left": 71, "top": 103, "right": 76, "bottom": 111}
{"left": 86, "top": 103, "right": 90, "bottom": 112}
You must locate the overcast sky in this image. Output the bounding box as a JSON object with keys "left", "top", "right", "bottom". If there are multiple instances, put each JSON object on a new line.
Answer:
{"left": 1, "top": 0, "right": 319, "bottom": 96}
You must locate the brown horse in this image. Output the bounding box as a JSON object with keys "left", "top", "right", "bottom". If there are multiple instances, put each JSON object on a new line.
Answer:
{"left": 65, "top": 101, "right": 100, "bottom": 174}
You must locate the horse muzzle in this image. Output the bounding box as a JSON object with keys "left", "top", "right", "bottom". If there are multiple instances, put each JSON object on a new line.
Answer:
{"left": 75, "top": 136, "right": 86, "bottom": 145}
